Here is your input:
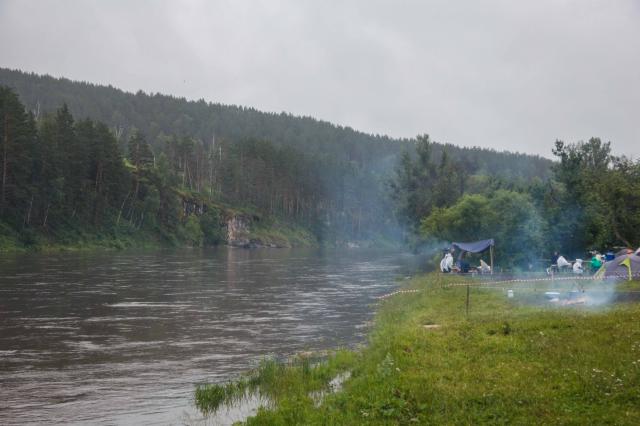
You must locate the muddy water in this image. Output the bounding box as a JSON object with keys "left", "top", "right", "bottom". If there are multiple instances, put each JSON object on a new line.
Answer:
{"left": 0, "top": 247, "right": 423, "bottom": 425}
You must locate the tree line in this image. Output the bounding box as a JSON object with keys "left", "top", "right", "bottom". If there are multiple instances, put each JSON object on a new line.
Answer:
{"left": 0, "top": 67, "right": 552, "bottom": 182}
{"left": 392, "top": 135, "right": 640, "bottom": 268}
{"left": 0, "top": 86, "right": 401, "bottom": 248}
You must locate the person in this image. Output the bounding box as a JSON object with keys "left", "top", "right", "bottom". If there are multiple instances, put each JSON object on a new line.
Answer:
{"left": 546, "top": 251, "right": 560, "bottom": 274}
{"left": 557, "top": 255, "right": 571, "bottom": 272}
{"left": 572, "top": 258, "right": 583, "bottom": 275}
{"left": 458, "top": 252, "right": 470, "bottom": 273}
{"left": 440, "top": 249, "right": 454, "bottom": 273}
{"left": 479, "top": 259, "right": 491, "bottom": 274}
{"left": 590, "top": 253, "right": 602, "bottom": 272}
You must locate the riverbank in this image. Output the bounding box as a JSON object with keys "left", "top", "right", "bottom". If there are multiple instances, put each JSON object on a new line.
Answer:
{"left": 0, "top": 218, "right": 319, "bottom": 253}
{"left": 196, "top": 273, "right": 640, "bottom": 424}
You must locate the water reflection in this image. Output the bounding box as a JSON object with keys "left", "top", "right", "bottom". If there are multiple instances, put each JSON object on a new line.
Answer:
{"left": 0, "top": 247, "right": 423, "bottom": 425}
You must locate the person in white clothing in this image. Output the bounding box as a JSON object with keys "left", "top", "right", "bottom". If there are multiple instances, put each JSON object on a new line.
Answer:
{"left": 557, "top": 255, "right": 571, "bottom": 271}
{"left": 440, "top": 249, "right": 454, "bottom": 273}
{"left": 479, "top": 259, "right": 491, "bottom": 274}
{"left": 572, "top": 258, "right": 583, "bottom": 274}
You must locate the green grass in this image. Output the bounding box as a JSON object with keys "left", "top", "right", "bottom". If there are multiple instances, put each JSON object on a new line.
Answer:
{"left": 195, "top": 352, "right": 355, "bottom": 414}
{"left": 0, "top": 219, "right": 167, "bottom": 253}
{"left": 196, "top": 273, "right": 640, "bottom": 425}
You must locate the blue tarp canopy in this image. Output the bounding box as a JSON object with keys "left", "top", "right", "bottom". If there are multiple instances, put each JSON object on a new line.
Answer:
{"left": 452, "top": 239, "right": 494, "bottom": 253}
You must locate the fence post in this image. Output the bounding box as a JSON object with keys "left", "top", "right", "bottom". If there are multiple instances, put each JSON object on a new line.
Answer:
{"left": 466, "top": 284, "right": 470, "bottom": 316}
{"left": 490, "top": 245, "right": 494, "bottom": 275}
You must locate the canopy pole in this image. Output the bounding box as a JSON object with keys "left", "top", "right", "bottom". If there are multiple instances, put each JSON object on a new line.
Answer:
{"left": 490, "top": 245, "right": 494, "bottom": 275}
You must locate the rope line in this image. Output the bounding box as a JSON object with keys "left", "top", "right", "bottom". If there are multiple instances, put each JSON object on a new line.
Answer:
{"left": 445, "top": 272, "right": 640, "bottom": 289}
{"left": 376, "top": 272, "right": 640, "bottom": 300}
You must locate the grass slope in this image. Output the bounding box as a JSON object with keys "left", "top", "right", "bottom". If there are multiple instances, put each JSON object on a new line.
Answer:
{"left": 196, "top": 274, "right": 640, "bottom": 425}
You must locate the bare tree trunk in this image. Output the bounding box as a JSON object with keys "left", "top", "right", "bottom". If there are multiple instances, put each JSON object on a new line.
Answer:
{"left": 43, "top": 202, "right": 50, "bottom": 227}
{"left": 95, "top": 162, "right": 102, "bottom": 192}
{"left": 186, "top": 161, "right": 192, "bottom": 190}
{"left": 24, "top": 194, "right": 33, "bottom": 225}
{"left": 2, "top": 113, "right": 8, "bottom": 213}
{"left": 117, "top": 191, "right": 131, "bottom": 225}
{"left": 181, "top": 157, "right": 186, "bottom": 187}
{"left": 613, "top": 221, "right": 632, "bottom": 248}
{"left": 195, "top": 155, "right": 200, "bottom": 192}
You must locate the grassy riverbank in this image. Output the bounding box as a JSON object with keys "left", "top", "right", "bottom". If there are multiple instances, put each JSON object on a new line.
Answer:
{"left": 196, "top": 273, "right": 640, "bottom": 424}
{"left": 0, "top": 223, "right": 162, "bottom": 253}
{"left": 0, "top": 218, "right": 315, "bottom": 253}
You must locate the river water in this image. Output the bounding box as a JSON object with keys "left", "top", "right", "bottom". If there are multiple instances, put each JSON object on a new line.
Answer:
{"left": 0, "top": 247, "right": 423, "bottom": 425}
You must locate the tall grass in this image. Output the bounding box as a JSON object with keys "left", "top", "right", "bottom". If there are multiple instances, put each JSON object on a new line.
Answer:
{"left": 195, "top": 351, "right": 356, "bottom": 415}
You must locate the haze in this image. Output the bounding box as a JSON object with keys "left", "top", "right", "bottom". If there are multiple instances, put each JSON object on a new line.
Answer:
{"left": 1, "top": 0, "right": 638, "bottom": 157}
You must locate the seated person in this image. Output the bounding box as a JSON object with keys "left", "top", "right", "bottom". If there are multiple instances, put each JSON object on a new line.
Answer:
{"left": 572, "top": 258, "right": 583, "bottom": 274}
{"left": 547, "top": 251, "right": 560, "bottom": 274}
{"left": 458, "top": 253, "right": 471, "bottom": 273}
{"left": 479, "top": 259, "right": 491, "bottom": 274}
{"left": 590, "top": 254, "right": 602, "bottom": 272}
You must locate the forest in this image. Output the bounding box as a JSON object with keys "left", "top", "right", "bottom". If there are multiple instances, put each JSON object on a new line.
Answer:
{"left": 0, "top": 68, "right": 564, "bottom": 253}
{"left": 390, "top": 135, "right": 640, "bottom": 268}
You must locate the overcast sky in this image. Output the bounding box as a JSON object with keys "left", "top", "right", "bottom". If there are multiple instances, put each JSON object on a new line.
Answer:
{"left": 1, "top": 0, "right": 638, "bottom": 158}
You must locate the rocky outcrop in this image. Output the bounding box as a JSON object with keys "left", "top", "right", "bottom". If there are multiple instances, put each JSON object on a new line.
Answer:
{"left": 225, "top": 215, "right": 252, "bottom": 247}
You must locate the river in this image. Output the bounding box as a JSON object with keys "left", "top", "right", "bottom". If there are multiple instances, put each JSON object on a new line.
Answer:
{"left": 0, "top": 247, "right": 424, "bottom": 425}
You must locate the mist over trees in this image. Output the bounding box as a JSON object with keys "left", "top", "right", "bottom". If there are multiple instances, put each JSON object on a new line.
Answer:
{"left": 392, "top": 134, "right": 640, "bottom": 268}
{"left": 0, "top": 86, "right": 400, "bottom": 247}
{"left": 1, "top": 68, "right": 558, "bottom": 250}
{"left": 0, "top": 68, "right": 551, "bottom": 179}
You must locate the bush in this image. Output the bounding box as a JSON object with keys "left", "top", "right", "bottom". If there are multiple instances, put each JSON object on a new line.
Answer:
{"left": 199, "top": 208, "right": 224, "bottom": 246}
{"left": 183, "top": 215, "right": 204, "bottom": 247}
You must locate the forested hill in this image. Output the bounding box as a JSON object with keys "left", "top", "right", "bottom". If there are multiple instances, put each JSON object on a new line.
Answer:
{"left": 0, "top": 68, "right": 554, "bottom": 251}
{"left": 0, "top": 68, "right": 551, "bottom": 179}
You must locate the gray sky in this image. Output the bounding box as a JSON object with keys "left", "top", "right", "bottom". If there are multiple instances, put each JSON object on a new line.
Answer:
{"left": 1, "top": 0, "right": 639, "bottom": 158}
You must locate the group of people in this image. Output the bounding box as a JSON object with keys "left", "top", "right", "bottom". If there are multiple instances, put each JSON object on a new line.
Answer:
{"left": 548, "top": 250, "right": 608, "bottom": 275}
{"left": 439, "top": 246, "right": 638, "bottom": 275}
{"left": 439, "top": 248, "right": 491, "bottom": 274}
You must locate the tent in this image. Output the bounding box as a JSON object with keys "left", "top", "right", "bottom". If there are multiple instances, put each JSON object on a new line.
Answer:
{"left": 601, "top": 253, "right": 640, "bottom": 281}
{"left": 615, "top": 248, "right": 634, "bottom": 257}
{"left": 452, "top": 239, "right": 495, "bottom": 274}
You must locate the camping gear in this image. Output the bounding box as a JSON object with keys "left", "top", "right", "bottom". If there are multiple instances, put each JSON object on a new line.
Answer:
{"left": 452, "top": 239, "right": 495, "bottom": 274}
{"left": 602, "top": 253, "right": 640, "bottom": 281}
{"left": 544, "top": 291, "right": 560, "bottom": 302}
{"left": 615, "top": 248, "right": 633, "bottom": 257}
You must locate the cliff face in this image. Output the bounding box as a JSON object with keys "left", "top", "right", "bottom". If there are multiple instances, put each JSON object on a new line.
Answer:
{"left": 225, "top": 215, "right": 252, "bottom": 247}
